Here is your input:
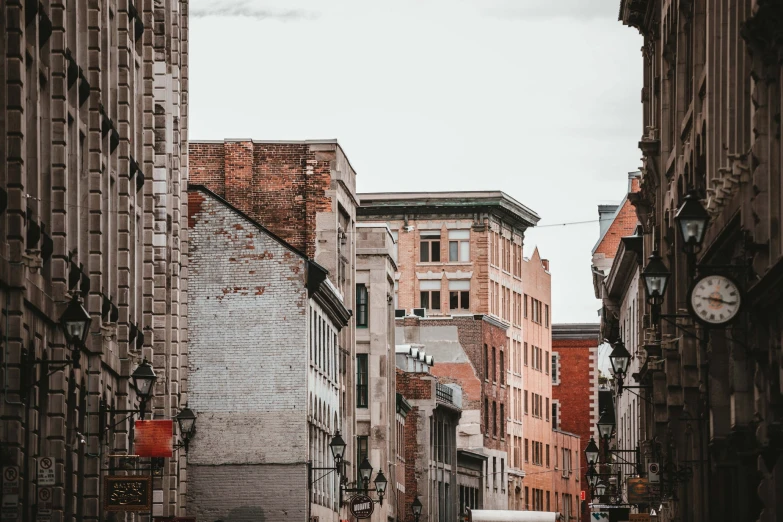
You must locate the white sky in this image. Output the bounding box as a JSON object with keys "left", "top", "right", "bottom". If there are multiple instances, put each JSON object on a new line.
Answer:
{"left": 189, "top": 0, "right": 644, "bottom": 323}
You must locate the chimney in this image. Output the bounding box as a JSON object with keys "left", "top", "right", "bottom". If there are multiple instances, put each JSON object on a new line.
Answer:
{"left": 224, "top": 140, "right": 254, "bottom": 214}
{"left": 541, "top": 259, "right": 550, "bottom": 271}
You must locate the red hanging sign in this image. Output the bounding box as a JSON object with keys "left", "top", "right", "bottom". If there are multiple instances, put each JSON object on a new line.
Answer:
{"left": 135, "top": 420, "right": 174, "bottom": 457}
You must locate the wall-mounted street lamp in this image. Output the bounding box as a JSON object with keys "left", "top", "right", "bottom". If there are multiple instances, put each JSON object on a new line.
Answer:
{"left": 412, "top": 496, "right": 423, "bottom": 522}
{"left": 307, "top": 431, "right": 346, "bottom": 493}
{"left": 59, "top": 293, "right": 92, "bottom": 368}
{"left": 342, "top": 456, "right": 388, "bottom": 506}
{"left": 642, "top": 251, "right": 671, "bottom": 305}
{"left": 585, "top": 437, "right": 599, "bottom": 466}
{"left": 609, "top": 340, "right": 632, "bottom": 393}
{"left": 597, "top": 409, "right": 615, "bottom": 441}
{"left": 131, "top": 359, "right": 157, "bottom": 417}
{"left": 174, "top": 408, "right": 197, "bottom": 451}
{"left": 675, "top": 191, "right": 710, "bottom": 255}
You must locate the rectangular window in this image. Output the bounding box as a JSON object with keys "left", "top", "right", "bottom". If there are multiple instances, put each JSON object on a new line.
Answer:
{"left": 524, "top": 294, "right": 528, "bottom": 318}
{"left": 545, "top": 351, "right": 549, "bottom": 375}
{"left": 546, "top": 445, "right": 550, "bottom": 468}
{"left": 552, "top": 402, "right": 558, "bottom": 430}
{"left": 524, "top": 390, "right": 528, "bottom": 415}
{"left": 493, "top": 401, "right": 498, "bottom": 436}
{"left": 499, "top": 350, "right": 505, "bottom": 385}
{"left": 484, "top": 398, "right": 489, "bottom": 434}
{"left": 524, "top": 342, "right": 528, "bottom": 366}
{"left": 492, "top": 347, "right": 497, "bottom": 383}
{"left": 545, "top": 304, "right": 549, "bottom": 327}
{"left": 546, "top": 491, "right": 550, "bottom": 512}
{"left": 420, "top": 280, "right": 441, "bottom": 311}
{"left": 356, "top": 284, "right": 368, "bottom": 327}
{"left": 500, "top": 404, "right": 505, "bottom": 439}
{"left": 420, "top": 231, "right": 441, "bottom": 262}
{"left": 484, "top": 344, "right": 489, "bottom": 380}
{"left": 356, "top": 436, "right": 369, "bottom": 483}
{"left": 546, "top": 398, "right": 550, "bottom": 421}
{"left": 551, "top": 353, "right": 558, "bottom": 383}
{"left": 448, "top": 280, "right": 470, "bottom": 311}
{"left": 525, "top": 438, "right": 529, "bottom": 463}
{"left": 356, "top": 354, "right": 369, "bottom": 408}
{"left": 448, "top": 230, "right": 470, "bottom": 262}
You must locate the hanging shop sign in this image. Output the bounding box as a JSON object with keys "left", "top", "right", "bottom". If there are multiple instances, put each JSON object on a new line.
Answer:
{"left": 349, "top": 494, "right": 375, "bottom": 519}
{"left": 135, "top": 420, "right": 173, "bottom": 458}
{"left": 104, "top": 476, "right": 152, "bottom": 511}
{"left": 627, "top": 478, "right": 658, "bottom": 504}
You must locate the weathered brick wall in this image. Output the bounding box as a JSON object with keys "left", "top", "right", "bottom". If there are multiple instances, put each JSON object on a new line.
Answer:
{"left": 187, "top": 188, "right": 309, "bottom": 517}
{"left": 188, "top": 464, "right": 307, "bottom": 522}
{"left": 189, "top": 140, "right": 334, "bottom": 259}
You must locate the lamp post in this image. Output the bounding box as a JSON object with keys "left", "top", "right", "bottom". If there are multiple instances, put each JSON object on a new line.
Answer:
{"left": 642, "top": 251, "right": 671, "bottom": 324}
{"left": 342, "top": 457, "right": 388, "bottom": 506}
{"left": 307, "top": 431, "right": 346, "bottom": 498}
{"left": 131, "top": 360, "right": 157, "bottom": 417}
{"left": 609, "top": 340, "right": 632, "bottom": 394}
{"left": 412, "top": 496, "right": 423, "bottom": 522}
{"left": 59, "top": 293, "right": 92, "bottom": 368}
{"left": 597, "top": 409, "right": 615, "bottom": 461}
{"left": 675, "top": 192, "right": 710, "bottom": 256}
{"left": 174, "top": 408, "right": 197, "bottom": 451}
{"left": 585, "top": 437, "right": 599, "bottom": 467}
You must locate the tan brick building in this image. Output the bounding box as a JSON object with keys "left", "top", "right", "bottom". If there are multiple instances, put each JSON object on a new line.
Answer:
{"left": 359, "top": 192, "right": 580, "bottom": 516}
{"left": 0, "top": 0, "right": 189, "bottom": 519}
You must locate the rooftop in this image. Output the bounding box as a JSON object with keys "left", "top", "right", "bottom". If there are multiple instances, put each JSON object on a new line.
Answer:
{"left": 357, "top": 191, "right": 540, "bottom": 230}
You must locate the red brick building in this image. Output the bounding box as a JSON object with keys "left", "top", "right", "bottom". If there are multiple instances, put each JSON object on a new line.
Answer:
{"left": 552, "top": 323, "right": 600, "bottom": 522}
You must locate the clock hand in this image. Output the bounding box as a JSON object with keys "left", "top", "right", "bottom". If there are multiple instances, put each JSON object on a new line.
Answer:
{"left": 700, "top": 296, "right": 738, "bottom": 306}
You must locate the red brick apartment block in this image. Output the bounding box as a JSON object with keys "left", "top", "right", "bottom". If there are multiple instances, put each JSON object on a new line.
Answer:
{"left": 552, "top": 323, "right": 600, "bottom": 522}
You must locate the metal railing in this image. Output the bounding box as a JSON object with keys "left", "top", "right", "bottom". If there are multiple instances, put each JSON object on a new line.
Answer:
{"left": 436, "top": 383, "right": 454, "bottom": 404}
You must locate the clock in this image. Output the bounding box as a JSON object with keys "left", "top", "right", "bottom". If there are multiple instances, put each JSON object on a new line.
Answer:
{"left": 688, "top": 274, "right": 741, "bottom": 325}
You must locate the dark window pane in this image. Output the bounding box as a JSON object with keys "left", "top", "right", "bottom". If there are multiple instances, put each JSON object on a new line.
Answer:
{"left": 450, "top": 291, "right": 458, "bottom": 309}
{"left": 356, "top": 354, "right": 368, "bottom": 408}
{"left": 461, "top": 291, "right": 470, "bottom": 310}
{"left": 356, "top": 284, "right": 368, "bottom": 327}
{"left": 420, "top": 242, "right": 429, "bottom": 262}
{"left": 431, "top": 241, "right": 441, "bottom": 262}
{"left": 420, "top": 291, "right": 429, "bottom": 309}
{"left": 432, "top": 291, "right": 441, "bottom": 309}
{"left": 449, "top": 241, "right": 458, "bottom": 262}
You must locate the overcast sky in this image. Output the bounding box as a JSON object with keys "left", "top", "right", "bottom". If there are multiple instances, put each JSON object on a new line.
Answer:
{"left": 189, "top": 0, "right": 643, "bottom": 323}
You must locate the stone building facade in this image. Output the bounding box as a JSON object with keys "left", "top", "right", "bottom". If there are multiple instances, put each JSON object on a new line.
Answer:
{"left": 186, "top": 186, "right": 350, "bottom": 521}
{"left": 355, "top": 222, "right": 398, "bottom": 520}
{"left": 615, "top": 1, "right": 783, "bottom": 521}
{"left": 0, "top": 0, "right": 188, "bottom": 519}
{"left": 359, "top": 192, "right": 573, "bottom": 515}
{"left": 552, "top": 323, "right": 600, "bottom": 522}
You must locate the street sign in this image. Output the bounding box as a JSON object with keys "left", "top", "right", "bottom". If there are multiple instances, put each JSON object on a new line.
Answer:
{"left": 581, "top": 490, "right": 586, "bottom": 501}
{"left": 348, "top": 494, "right": 374, "bottom": 519}
{"left": 37, "top": 458, "right": 55, "bottom": 487}
{"left": 2, "top": 466, "right": 19, "bottom": 521}
{"left": 104, "top": 476, "right": 152, "bottom": 511}
{"left": 36, "top": 487, "right": 52, "bottom": 521}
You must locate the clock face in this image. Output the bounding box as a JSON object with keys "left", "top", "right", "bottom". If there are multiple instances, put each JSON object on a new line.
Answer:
{"left": 689, "top": 275, "right": 741, "bottom": 325}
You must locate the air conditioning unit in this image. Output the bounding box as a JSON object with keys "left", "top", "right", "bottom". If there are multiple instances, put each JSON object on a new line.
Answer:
{"left": 395, "top": 309, "right": 406, "bottom": 318}
{"left": 412, "top": 308, "right": 427, "bottom": 318}
{"left": 647, "top": 462, "right": 660, "bottom": 483}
